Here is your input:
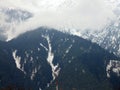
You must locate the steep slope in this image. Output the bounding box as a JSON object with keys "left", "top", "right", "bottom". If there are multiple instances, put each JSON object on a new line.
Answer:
{"left": 0, "top": 28, "right": 120, "bottom": 90}
{"left": 0, "top": 41, "right": 34, "bottom": 89}
{"left": 82, "top": 18, "right": 120, "bottom": 57}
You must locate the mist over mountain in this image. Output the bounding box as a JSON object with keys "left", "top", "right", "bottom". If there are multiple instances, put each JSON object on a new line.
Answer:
{"left": 0, "top": 0, "right": 117, "bottom": 41}
{"left": 0, "top": 0, "right": 120, "bottom": 90}
{"left": 0, "top": 8, "right": 32, "bottom": 41}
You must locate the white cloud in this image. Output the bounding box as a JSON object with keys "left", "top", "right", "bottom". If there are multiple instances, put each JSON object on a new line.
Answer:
{"left": 0, "top": 0, "right": 117, "bottom": 40}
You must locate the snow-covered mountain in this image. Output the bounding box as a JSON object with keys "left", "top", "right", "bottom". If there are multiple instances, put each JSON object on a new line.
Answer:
{"left": 66, "top": 15, "right": 120, "bottom": 57}
{"left": 61, "top": 0, "right": 120, "bottom": 57}
{"left": 85, "top": 18, "right": 120, "bottom": 56}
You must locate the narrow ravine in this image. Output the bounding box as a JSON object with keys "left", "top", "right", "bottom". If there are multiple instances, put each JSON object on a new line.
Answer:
{"left": 13, "top": 50, "right": 26, "bottom": 74}
{"left": 43, "top": 35, "right": 60, "bottom": 81}
{"left": 13, "top": 50, "right": 21, "bottom": 70}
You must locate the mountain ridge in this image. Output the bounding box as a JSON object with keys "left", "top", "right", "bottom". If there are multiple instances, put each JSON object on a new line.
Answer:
{"left": 0, "top": 28, "right": 120, "bottom": 90}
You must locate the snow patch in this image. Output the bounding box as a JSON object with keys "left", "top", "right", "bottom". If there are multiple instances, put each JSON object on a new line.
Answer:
{"left": 25, "top": 51, "right": 29, "bottom": 58}
{"left": 68, "top": 60, "right": 72, "bottom": 63}
{"left": 40, "top": 43, "right": 48, "bottom": 51}
{"left": 106, "top": 60, "right": 120, "bottom": 78}
{"left": 82, "top": 69, "right": 85, "bottom": 73}
{"left": 13, "top": 50, "right": 21, "bottom": 69}
{"left": 31, "top": 50, "right": 33, "bottom": 54}
{"left": 65, "top": 44, "right": 72, "bottom": 53}
{"left": 38, "top": 48, "right": 40, "bottom": 51}
{"left": 30, "top": 57, "right": 33, "bottom": 62}
{"left": 63, "top": 44, "right": 73, "bottom": 58}
{"left": 31, "top": 68, "right": 37, "bottom": 80}
{"left": 39, "top": 88, "right": 42, "bottom": 90}
{"left": 13, "top": 50, "right": 25, "bottom": 73}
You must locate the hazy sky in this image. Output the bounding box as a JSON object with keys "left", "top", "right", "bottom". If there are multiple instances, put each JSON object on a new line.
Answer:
{"left": 0, "top": 0, "right": 118, "bottom": 40}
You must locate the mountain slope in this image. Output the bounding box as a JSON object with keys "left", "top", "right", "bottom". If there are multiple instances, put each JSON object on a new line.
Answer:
{"left": 0, "top": 28, "right": 120, "bottom": 90}
{"left": 0, "top": 41, "right": 34, "bottom": 89}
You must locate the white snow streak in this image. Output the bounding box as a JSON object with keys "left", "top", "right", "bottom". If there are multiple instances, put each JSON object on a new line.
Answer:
{"left": 63, "top": 44, "right": 73, "bottom": 58}
{"left": 13, "top": 50, "right": 25, "bottom": 73}
{"left": 44, "top": 35, "right": 60, "bottom": 81}
{"left": 31, "top": 68, "right": 37, "bottom": 80}
{"left": 40, "top": 43, "right": 48, "bottom": 51}
{"left": 13, "top": 50, "right": 21, "bottom": 69}
{"left": 65, "top": 44, "right": 72, "bottom": 53}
